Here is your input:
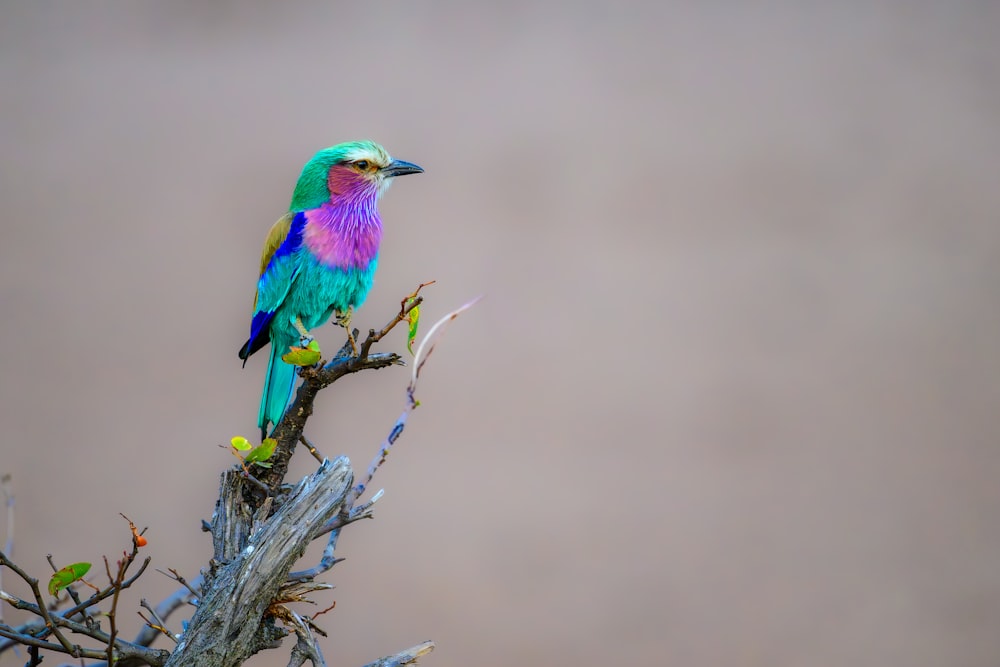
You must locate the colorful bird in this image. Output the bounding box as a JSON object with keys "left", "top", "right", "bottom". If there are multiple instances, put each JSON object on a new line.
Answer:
{"left": 239, "top": 141, "right": 423, "bottom": 436}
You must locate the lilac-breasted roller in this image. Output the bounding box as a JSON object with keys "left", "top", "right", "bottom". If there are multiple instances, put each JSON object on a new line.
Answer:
{"left": 239, "top": 141, "right": 423, "bottom": 436}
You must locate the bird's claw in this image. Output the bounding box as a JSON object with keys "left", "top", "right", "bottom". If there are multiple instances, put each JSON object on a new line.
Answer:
{"left": 334, "top": 308, "right": 359, "bottom": 357}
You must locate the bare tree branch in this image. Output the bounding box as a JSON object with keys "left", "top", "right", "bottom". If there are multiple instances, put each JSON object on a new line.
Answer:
{"left": 284, "top": 609, "right": 326, "bottom": 667}
{"left": 362, "top": 641, "right": 436, "bottom": 667}
{"left": 260, "top": 290, "right": 429, "bottom": 491}
{"left": 1, "top": 288, "right": 475, "bottom": 666}
{"left": 163, "top": 458, "right": 352, "bottom": 667}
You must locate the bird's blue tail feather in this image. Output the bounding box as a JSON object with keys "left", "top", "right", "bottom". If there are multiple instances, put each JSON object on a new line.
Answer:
{"left": 259, "top": 343, "right": 297, "bottom": 438}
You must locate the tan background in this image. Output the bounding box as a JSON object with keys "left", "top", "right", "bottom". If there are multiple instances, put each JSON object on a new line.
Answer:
{"left": 2, "top": 2, "right": 999, "bottom": 666}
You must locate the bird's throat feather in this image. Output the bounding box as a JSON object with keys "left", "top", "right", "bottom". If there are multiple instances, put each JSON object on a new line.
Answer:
{"left": 302, "top": 200, "right": 382, "bottom": 270}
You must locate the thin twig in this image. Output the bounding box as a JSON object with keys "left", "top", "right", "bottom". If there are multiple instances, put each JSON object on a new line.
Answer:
{"left": 286, "top": 524, "right": 345, "bottom": 582}
{"left": 0, "top": 475, "right": 11, "bottom": 625}
{"left": 165, "top": 569, "right": 201, "bottom": 599}
{"left": 0, "top": 550, "right": 78, "bottom": 656}
{"left": 130, "top": 575, "right": 200, "bottom": 649}
{"left": 58, "top": 555, "right": 151, "bottom": 622}
{"left": 409, "top": 295, "right": 481, "bottom": 389}
{"left": 0, "top": 595, "right": 93, "bottom": 655}
{"left": 349, "top": 488, "right": 384, "bottom": 521}
{"left": 241, "top": 469, "right": 272, "bottom": 495}
{"left": 104, "top": 553, "right": 127, "bottom": 664}
{"left": 357, "top": 281, "right": 434, "bottom": 359}
{"left": 310, "top": 601, "right": 336, "bottom": 621}
{"left": 0, "top": 477, "right": 10, "bottom": 554}
{"left": 0, "top": 625, "right": 103, "bottom": 658}
{"left": 138, "top": 598, "right": 177, "bottom": 644}
{"left": 137, "top": 611, "right": 176, "bottom": 643}
{"left": 0, "top": 591, "right": 118, "bottom": 642}
{"left": 361, "top": 640, "right": 435, "bottom": 667}
{"left": 299, "top": 435, "right": 325, "bottom": 463}
{"left": 349, "top": 297, "right": 480, "bottom": 507}
{"left": 284, "top": 609, "right": 326, "bottom": 667}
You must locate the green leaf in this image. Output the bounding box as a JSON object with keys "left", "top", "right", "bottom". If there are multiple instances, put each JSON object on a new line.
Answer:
{"left": 245, "top": 438, "right": 277, "bottom": 465}
{"left": 230, "top": 436, "right": 252, "bottom": 451}
{"left": 282, "top": 342, "right": 322, "bottom": 366}
{"left": 406, "top": 301, "right": 420, "bottom": 356}
{"left": 48, "top": 562, "right": 91, "bottom": 596}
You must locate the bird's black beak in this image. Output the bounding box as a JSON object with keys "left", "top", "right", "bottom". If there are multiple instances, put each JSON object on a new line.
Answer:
{"left": 382, "top": 159, "right": 424, "bottom": 178}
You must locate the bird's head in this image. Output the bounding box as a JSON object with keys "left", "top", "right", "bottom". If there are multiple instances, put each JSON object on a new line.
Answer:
{"left": 289, "top": 140, "right": 423, "bottom": 212}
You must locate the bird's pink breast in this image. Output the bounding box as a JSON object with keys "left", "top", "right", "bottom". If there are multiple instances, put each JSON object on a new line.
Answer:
{"left": 303, "top": 203, "right": 382, "bottom": 270}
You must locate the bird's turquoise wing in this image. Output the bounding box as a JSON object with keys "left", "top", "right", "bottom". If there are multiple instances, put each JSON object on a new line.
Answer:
{"left": 239, "top": 211, "right": 306, "bottom": 360}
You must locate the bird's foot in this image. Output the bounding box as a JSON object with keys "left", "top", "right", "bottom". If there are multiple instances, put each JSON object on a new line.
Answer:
{"left": 292, "top": 315, "right": 313, "bottom": 342}
{"left": 334, "top": 308, "right": 359, "bottom": 356}
{"left": 334, "top": 307, "right": 353, "bottom": 329}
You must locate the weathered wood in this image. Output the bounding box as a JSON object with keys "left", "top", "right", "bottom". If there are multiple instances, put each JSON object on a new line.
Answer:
{"left": 164, "top": 458, "right": 353, "bottom": 667}
{"left": 362, "top": 641, "right": 435, "bottom": 667}
{"left": 0, "top": 292, "right": 458, "bottom": 666}
{"left": 212, "top": 469, "right": 254, "bottom": 562}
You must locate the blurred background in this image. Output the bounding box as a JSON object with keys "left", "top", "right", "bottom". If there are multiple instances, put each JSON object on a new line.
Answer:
{"left": 1, "top": 2, "right": 999, "bottom": 666}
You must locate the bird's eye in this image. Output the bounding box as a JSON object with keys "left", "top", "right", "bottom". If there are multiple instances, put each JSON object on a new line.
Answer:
{"left": 355, "top": 160, "right": 370, "bottom": 171}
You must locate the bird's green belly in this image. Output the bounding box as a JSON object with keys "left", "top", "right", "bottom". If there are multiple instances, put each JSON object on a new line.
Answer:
{"left": 282, "top": 256, "right": 377, "bottom": 333}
